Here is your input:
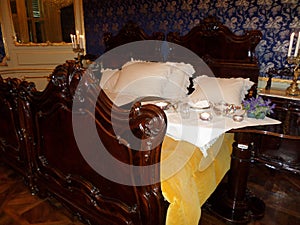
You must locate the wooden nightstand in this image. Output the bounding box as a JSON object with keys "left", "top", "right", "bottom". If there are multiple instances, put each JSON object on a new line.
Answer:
{"left": 256, "top": 88, "right": 300, "bottom": 174}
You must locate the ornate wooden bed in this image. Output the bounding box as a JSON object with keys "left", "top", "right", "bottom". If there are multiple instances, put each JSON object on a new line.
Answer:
{"left": 0, "top": 17, "right": 262, "bottom": 225}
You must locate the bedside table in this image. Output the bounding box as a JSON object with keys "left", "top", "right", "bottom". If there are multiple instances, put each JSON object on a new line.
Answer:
{"left": 256, "top": 88, "right": 300, "bottom": 174}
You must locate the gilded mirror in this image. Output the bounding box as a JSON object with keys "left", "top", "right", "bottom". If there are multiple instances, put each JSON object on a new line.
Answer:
{"left": 0, "top": 23, "right": 7, "bottom": 65}
{"left": 10, "top": 0, "right": 75, "bottom": 44}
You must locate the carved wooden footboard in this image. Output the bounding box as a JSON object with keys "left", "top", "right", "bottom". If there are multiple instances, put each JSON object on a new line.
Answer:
{"left": 0, "top": 61, "right": 168, "bottom": 225}
{"left": 0, "top": 76, "right": 36, "bottom": 190}
{"left": 0, "top": 77, "right": 24, "bottom": 173}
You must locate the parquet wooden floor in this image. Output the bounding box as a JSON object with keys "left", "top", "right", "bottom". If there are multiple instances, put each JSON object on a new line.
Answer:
{"left": 0, "top": 163, "right": 84, "bottom": 225}
{"left": 0, "top": 162, "right": 300, "bottom": 225}
{"left": 200, "top": 163, "right": 300, "bottom": 225}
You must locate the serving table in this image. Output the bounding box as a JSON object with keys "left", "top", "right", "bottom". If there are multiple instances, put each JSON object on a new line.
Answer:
{"left": 152, "top": 101, "right": 280, "bottom": 225}
{"left": 207, "top": 90, "right": 300, "bottom": 223}
{"left": 141, "top": 98, "right": 280, "bottom": 225}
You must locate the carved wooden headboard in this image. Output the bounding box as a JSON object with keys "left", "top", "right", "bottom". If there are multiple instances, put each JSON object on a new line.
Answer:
{"left": 102, "top": 17, "right": 262, "bottom": 97}
{"left": 103, "top": 21, "right": 165, "bottom": 52}
{"left": 166, "top": 16, "right": 262, "bottom": 83}
{"left": 102, "top": 17, "right": 262, "bottom": 84}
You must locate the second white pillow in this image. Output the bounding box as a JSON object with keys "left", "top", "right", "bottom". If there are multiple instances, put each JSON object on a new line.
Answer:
{"left": 190, "top": 75, "right": 254, "bottom": 105}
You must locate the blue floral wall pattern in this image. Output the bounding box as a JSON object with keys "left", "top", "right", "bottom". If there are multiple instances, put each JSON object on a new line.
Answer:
{"left": 83, "top": 0, "right": 300, "bottom": 78}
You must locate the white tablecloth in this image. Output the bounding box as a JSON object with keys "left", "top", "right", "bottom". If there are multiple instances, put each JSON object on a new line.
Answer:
{"left": 165, "top": 109, "right": 281, "bottom": 157}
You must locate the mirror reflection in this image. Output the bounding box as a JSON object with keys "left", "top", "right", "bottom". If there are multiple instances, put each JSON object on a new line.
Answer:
{"left": 10, "top": 0, "right": 75, "bottom": 44}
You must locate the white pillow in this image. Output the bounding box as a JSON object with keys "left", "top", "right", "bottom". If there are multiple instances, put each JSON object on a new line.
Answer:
{"left": 163, "top": 62, "right": 194, "bottom": 99}
{"left": 190, "top": 75, "right": 254, "bottom": 105}
{"left": 103, "top": 89, "right": 138, "bottom": 107}
{"left": 110, "top": 60, "right": 194, "bottom": 102}
{"left": 112, "top": 61, "right": 169, "bottom": 97}
{"left": 188, "top": 84, "right": 208, "bottom": 104}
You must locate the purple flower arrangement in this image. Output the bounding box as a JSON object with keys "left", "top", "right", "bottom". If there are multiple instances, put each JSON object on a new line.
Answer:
{"left": 242, "top": 96, "right": 276, "bottom": 119}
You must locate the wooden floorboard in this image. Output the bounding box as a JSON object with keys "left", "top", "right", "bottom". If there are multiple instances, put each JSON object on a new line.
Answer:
{"left": 200, "top": 163, "right": 300, "bottom": 225}
{"left": 0, "top": 162, "right": 300, "bottom": 225}
{"left": 0, "top": 163, "right": 84, "bottom": 225}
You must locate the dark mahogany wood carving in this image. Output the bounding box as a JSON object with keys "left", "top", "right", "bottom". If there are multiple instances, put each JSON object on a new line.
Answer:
{"left": 250, "top": 96, "right": 300, "bottom": 174}
{"left": 0, "top": 61, "right": 168, "bottom": 225}
{"left": 167, "top": 16, "right": 262, "bottom": 99}
{"left": 103, "top": 21, "right": 165, "bottom": 53}
{"left": 0, "top": 76, "right": 36, "bottom": 190}
{"left": 102, "top": 17, "right": 262, "bottom": 97}
{"left": 27, "top": 61, "right": 168, "bottom": 225}
{"left": 0, "top": 77, "right": 23, "bottom": 171}
{"left": 167, "top": 16, "right": 262, "bottom": 84}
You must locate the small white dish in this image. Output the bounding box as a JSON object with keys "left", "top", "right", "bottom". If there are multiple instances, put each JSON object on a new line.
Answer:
{"left": 199, "top": 112, "right": 213, "bottom": 121}
{"left": 232, "top": 109, "right": 245, "bottom": 122}
{"left": 189, "top": 100, "right": 211, "bottom": 110}
{"left": 233, "top": 114, "right": 244, "bottom": 122}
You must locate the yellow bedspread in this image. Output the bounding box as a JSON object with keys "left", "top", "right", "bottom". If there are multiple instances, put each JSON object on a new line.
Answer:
{"left": 161, "top": 133, "right": 234, "bottom": 225}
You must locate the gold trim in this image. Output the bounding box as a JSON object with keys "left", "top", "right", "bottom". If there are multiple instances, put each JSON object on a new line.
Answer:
{"left": 258, "top": 88, "right": 300, "bottom": 101}
{"left": 0, "top": 1, "right": 10, "bottom": 62}
{"left": 0, "top": 68, "right": 53, "bottom": 74}
{"left": 0, "top": 56, "right": 8, "bottom": 66}
{"left": 259, "top": 76, "right": 299, "bottom": 84}
{"left": 10, "top": 0, "right": 78, "bottom": 47}
{"left": 22, "top": 75, "right": 50, "bottom": 80}
{"left": 14, "top": 41, "right": 72, "bottom": 47}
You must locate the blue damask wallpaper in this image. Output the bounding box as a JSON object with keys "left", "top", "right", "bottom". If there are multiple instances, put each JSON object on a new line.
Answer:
{"left": 83, "top": 0, "right": 300, "bottom": 78}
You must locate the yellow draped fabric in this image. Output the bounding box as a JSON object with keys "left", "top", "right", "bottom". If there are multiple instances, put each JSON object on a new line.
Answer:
{"left": 161, "top": 133, "right": 234, "bottom": 225}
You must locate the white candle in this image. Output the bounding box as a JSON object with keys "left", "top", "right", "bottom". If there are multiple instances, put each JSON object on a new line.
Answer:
{"left": 73, "top": 35, "right": 76, "bottom": 48}
{"left": 79, "top": 35, "right": 84, "bottom": 49}
{"left": 294, "top": 32, "right": 300, "bottom": 57}
{"left": 70, "top": 34, "right": 73, "bottom": 45}
{"left": 70, "top": 34, "right": 73, "bottom": 48}
{"left": 288, "top": 32, "right": 295, "bottom": 57}
{"left": 76, "top": 30, "right": 80, "bottom": 46}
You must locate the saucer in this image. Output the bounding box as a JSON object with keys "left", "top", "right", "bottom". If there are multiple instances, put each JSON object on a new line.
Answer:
{"left": 199, "top": 112, "right": 213, "bottom": 121}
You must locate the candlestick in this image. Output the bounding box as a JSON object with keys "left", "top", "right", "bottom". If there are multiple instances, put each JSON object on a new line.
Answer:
{"left": 286, "top": 56, "right": 300, "bottom": 96}
{"left": 71, "top": 31, "right": 85, "bottom": 67}
{"left": 288, "top": 32, "right": 295, "bottom": 57}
